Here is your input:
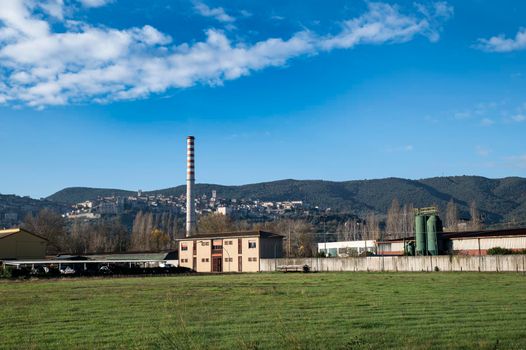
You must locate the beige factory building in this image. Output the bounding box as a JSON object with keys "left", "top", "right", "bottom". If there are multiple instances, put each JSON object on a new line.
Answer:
{"left": 178, "top": 230, "right": 283, "bottom": 272}
{"left": 447, "top": 228, "right": 526, "bottom": 255}
{"left": 0, "top": 228, "right": 48, "bottom": 260}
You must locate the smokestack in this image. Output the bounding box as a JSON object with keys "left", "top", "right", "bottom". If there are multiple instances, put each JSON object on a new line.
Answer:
{"left": 186, "top": 136, "right": 196, "bottom": 237}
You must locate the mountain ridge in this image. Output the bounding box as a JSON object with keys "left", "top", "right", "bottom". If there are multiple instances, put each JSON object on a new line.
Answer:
{"left": 45, "top": 176, "right": 526, "bottom": 224}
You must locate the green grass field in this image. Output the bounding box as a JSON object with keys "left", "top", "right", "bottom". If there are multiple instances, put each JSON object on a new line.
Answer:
{"left": 1, "top": 273, "right": 525, "bottom": 349}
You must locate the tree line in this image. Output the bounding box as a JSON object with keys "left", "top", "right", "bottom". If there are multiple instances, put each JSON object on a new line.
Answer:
{"left": 22, "top": 198, "right": 485, "bottom": 257}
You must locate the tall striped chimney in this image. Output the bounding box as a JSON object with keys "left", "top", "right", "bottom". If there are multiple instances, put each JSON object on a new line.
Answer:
{"left": 186, "top": 136, "right": 196, "bottom": 237}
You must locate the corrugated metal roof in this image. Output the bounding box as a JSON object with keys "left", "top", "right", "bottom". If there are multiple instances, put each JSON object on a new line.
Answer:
{"left": 378, "top": 228, "right": 526, "bottom": 242}
{"left": 0, "top": 228, "right": 49, "bottom": 241}
{"left": 0, "top": 228, "right": 21, "bottom": 239}
{"left": 444, "top": 227, "right": 526, "bottom": 240}
{"left": 178, "top": 230, "right": 283, "bottom": 240}
{"left": 83, "top": 252, "right": 173, "bottom": 260}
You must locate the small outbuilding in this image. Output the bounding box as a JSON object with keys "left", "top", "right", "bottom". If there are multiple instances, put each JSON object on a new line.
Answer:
{"left": 0, "top": 228, "right": 48, "bottom": 260}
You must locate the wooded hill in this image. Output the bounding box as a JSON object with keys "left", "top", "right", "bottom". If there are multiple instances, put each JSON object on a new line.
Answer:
{"left": 46, "top": 176, "right": 526, "bottom": 225}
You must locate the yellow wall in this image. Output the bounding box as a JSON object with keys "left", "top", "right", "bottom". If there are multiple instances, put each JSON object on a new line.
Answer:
{"left": 0, "top": 231, "right": 47, "bottom": 259}
{"left": 196, "top": 239, "right": 211, "bottom": 272}
{"left": 222, "top": 238, "right": 238, "bottom": 272}
{"left": 178, "top": 240, "right": 194, "bottom": 270}
{"left": 242, "top": 237, "right": 260, "bottom": 272}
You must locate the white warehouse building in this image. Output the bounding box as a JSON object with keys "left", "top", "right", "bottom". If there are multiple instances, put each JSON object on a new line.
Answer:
{"left": 318, "top": 240, "right": 376, "bottom": 257}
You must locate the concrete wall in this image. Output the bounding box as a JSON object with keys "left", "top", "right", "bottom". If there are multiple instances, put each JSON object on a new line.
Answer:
{"left": 260, "top": 255, "right": 526, "bottom": 272}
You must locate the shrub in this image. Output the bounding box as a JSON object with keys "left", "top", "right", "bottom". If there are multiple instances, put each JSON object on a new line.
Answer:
{"left": 0, "top": 266, "right": 13, "bottom": 279}
{"left": 487, "top": 247, "right": 513, "bottom": 255}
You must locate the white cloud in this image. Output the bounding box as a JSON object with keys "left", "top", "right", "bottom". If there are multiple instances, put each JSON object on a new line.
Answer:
{"left": 480, "top": 118, "right": 495, "bottom": 126}
{"left": 0, "top": 1, "right": 453, "bottom": 107}
{"left": 386, "top": 144, "right": 414, "bottom": 153}
{"left": 414, "top": 1, "right": 454, "bottom": 42}
{"left": 476, "top": 145, "right": 490, "bottom": 157}
{"left": 475, "top": 27, "right": 526, "bottom": 52}
{"left": 511, "top": 114, "right": 526, "bottom": 122}
{"left": 79, "top": 0, "right": 112, "bottom": 8}
{"left": 505, "top": 154, "right": 526, "bottom": 169}
{"left": 38, "top": 0, "right": 65, "bottom": 20}
{"left": 193, "top": 2, "right": 235, "bottom": 23}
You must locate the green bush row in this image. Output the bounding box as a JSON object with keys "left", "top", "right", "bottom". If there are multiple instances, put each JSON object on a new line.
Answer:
{"left": 487, "top": 247, "right": 526, "bottom": 255}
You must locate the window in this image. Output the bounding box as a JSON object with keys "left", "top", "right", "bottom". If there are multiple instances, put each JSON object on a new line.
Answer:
{"left": 238, "top": 239, "right": 242, "bottom": 254}
{"left": 224, "top": 257, "right": 233, "bottom": 262}
{"left": 225, "top": 240, "right": 232, "bottom": 245}
{"left": 201, "top": 258, "right": 209, "bottom": 263}
{"left": 212, "top": 240, "right": 222, "bottom": 250}
{"left": 181, "top": 244, "right": 188, "bottom": 251}
{"left": 248, "top": 257, "right": 257, "bottom": 262}
{"left": 248, "top": 241, "right": 256, "bottom": 249}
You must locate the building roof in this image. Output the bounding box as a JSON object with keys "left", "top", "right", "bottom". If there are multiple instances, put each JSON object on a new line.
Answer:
{"left": 178, "top": 230, "right": 284, "bottom": 240}
{"left": 379, "top": 227, "right": 526, "bottom": 243}
{"left": 0, "top": 228, "right": 49, "bottom": 242}
{"left": 443, "top": 227, "right": 526, "bottom": 240}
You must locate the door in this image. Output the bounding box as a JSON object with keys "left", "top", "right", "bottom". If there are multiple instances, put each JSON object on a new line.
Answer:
{"left": 212, "top": 256, "right": 222, "bottom": 272}
{"left": 192, "top": 257, "right": 197, "bottom": 271}
{"left": 238, "top": 256, "right": 242, "bottom": 272}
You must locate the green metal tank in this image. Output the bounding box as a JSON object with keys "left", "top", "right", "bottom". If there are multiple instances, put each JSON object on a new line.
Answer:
{"left": 415, "top": 215, "right": 426, "bottom": 256}
{"left": 426, "top": 215, "right": 438, "bottom": 255}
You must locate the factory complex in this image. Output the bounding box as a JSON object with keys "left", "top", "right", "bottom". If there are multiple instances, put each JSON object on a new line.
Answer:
{"left": 320, "top": 228, "right": 526, "bottom": 257}
{"left": 1, "top": 135, "right": 526, "bottom": 275}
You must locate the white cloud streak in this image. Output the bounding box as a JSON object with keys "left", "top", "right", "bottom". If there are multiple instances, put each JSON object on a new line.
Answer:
{"left": 475, "top": 27, "right": 526, "bottom": 52}
{"left": 193, "top": 2, "right": 235, "bottom": 23}
{"left": 505, "top": 154, "right": 526, "bottom": 169}
{"left": 0, "top": 1, "right": 452, "bottom": 107}
{"left": 480, "top": 118, "right": 495, "bottom": 126}
{"left": 79, "top": 0, "right": 112, "bottom": 8}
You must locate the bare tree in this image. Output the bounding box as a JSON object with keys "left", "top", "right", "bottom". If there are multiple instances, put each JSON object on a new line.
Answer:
{"left": 386, "top": 199, "right": 402, "bottom": 239}
{"left": 150, "top": 228, "right": 170, "bottom": 251}
{"left": 197, "top": 213, "right": 236, "bottom": 233}
{"left": 130, "top": 211, "right": 145, "bottom": 251}
{"left": 66, "top": 218, "right": 129, "bottom": 254}
{"left": 364, "top": 212, "right": 381, "bottom": 240}
{"left": 445, "top": 199, "right": 459, "bottom": 231}
{"left": 469, "top": 201, "right": 482, "bottom": 230}
{"left": 401, "top": 203, "right": 414, "bottom": 238}
{"left": 23, "top": 209, "right": 67, "bottom": 253}
{"left": 268, "top": 219, "right": 314, "bottom": 258}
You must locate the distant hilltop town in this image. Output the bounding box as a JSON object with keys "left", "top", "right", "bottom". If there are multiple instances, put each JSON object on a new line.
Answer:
{"left": 2, "top": 176, "right": 526, "bottom": 231}
{"left": 64, "top": 190, "right": 315, "bottom": 221}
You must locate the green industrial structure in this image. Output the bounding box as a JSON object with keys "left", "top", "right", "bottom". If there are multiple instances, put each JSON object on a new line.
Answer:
{"left": 411, "top": 207, "right": 443, "bottom": 256}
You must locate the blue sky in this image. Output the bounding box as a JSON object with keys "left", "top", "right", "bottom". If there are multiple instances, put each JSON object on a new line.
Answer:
{"left": 1, "top": 0, "right": 525, "bottom": 198}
